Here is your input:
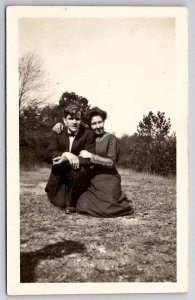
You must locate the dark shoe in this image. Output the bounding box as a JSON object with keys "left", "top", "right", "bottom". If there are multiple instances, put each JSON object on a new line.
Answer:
{"left": 59, "top": 207, "right": 66, "bottom": 211}
{"left": 129, "top": 207, "right": 134, "bottom": 215}
{"left": 65, "top": 208, "right": 76, "bottom": 214}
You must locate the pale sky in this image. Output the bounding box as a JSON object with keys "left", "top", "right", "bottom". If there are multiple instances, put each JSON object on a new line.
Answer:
{"left": 19, "top": 18, "right": 175, "bottom": 136}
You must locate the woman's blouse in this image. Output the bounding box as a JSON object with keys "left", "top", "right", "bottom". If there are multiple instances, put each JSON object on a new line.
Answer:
{"left": 90, "top": 133, "right": 120, "bottom": 174}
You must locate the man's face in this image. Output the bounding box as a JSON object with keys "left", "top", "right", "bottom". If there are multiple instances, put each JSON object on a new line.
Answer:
{"left": 64, "top": 112, "right": 82, "bottom": 133}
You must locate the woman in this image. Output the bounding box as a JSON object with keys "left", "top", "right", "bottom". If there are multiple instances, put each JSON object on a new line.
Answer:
{"left": 54, "top": 107, "right": 134, "bottom": 218}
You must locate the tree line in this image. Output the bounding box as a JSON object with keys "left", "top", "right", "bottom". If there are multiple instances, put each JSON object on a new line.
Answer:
{"left": 20, "top": 95, "right": 176, "bottom": 176}
{"left": 118, "top": 112, "right": 176, "bottom": 176}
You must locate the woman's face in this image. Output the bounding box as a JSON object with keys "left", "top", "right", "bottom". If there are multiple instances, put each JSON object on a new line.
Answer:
{"left": 90, "top": 115, "right": 105, "bottom": 136}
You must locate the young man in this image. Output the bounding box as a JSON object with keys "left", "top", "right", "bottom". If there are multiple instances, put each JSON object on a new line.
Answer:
{"left": 45, "top": 105, "right": 96, "bottom": 214}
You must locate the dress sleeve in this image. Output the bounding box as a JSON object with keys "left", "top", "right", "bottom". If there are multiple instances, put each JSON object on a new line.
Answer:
{"left": 90, "top": 154, "right": 114, "bottom": 167}
{"left": 90, "top": 134, "right": 119, "bottom": 167}
{"left": 106, "top": 135, "right": 119, "bottom": 163}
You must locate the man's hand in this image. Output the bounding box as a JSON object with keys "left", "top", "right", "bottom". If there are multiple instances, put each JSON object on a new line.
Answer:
{"left": 52, "top": 155, "right": 67, "bottom": 165}
{"left": 54, "top": 152, "right": 80, "bottom": 170}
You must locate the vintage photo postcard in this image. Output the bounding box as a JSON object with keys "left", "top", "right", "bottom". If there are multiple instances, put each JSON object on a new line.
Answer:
{"left": 6, "top": 6, "right": 188, "bottom": 295}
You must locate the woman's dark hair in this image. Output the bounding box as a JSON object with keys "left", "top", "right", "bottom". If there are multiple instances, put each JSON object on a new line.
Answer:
{"left": 64, "top": 105, "right": 83, "bottom": 118}
{"left": 85, "top": 106, "right": 107, "bottom": 126}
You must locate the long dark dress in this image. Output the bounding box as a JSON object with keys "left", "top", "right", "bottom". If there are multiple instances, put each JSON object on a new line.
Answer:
{"left": 76, "top": 133, "right": 134, "bottom": 217}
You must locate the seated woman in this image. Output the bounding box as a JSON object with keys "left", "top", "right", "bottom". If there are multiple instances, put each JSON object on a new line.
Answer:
{"left": 53, "top": 107, "right": 134, "bottom": 218}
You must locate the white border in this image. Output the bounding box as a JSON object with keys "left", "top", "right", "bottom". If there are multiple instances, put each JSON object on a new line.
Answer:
{"left": 6, "top": 6, "right": 188, "bottom": 295}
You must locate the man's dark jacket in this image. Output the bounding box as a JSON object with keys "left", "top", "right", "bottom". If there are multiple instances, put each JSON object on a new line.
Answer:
{"left": 45, "top": 125, "right": 96, "bottom": 198}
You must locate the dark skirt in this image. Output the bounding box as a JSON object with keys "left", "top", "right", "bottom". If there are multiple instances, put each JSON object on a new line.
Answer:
{"left": 76, "top": 173, "right": 134, "bottom": 218}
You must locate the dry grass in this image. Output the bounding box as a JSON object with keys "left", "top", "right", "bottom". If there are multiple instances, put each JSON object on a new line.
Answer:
{"left": 20, "top": 167, "right": 176, "bottom": 283}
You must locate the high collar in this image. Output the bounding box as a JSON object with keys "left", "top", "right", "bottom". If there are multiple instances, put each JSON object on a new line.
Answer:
{"left": 64, "top": 125, "right": 85, "bottom": 139}
{"left": 67, "top": 128, "right": 78, "bottom": 137}
{"left": 96, "top": 130, "right": 106, "bottom": 138}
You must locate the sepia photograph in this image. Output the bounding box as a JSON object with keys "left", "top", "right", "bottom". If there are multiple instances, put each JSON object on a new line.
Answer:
{"left": 6, "top": 6, "right": 188, "bottom": 295}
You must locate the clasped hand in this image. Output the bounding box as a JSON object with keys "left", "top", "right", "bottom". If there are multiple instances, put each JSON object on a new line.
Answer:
{"left": 79, "top": 150, "right": 92, "bottom": 159}
{"left": 53, "top": 152, "right": 79, "bottom": 169}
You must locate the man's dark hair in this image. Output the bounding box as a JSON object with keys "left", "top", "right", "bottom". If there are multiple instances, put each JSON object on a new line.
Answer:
{"left": 64, "top": 105, "right": 83, "bottom": 118}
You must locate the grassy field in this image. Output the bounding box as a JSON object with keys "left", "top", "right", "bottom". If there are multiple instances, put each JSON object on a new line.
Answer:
{"left": 20, "top": 167, "right": 176, "bottom": 283}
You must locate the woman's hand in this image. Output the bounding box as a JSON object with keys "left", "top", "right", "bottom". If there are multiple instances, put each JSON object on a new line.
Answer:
{"left": 79, "top": 150, "right": 93, "bottom": 159}
{"left": 53, "top": 123, "right": 64, "bottom": 134}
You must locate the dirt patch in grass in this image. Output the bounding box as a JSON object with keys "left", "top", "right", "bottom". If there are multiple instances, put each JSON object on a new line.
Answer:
{"left": 20, "top": 167, "right": 176, "bottom": 282}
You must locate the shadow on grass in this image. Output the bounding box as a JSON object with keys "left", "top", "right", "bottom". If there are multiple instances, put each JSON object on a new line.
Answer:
{"left": 20, "top": 240, "right": 86, "bottom": 283}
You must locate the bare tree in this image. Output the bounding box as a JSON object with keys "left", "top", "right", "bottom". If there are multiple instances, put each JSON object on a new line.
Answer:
{"left": 19, "top": 52, "right": 50, "bottom": 112}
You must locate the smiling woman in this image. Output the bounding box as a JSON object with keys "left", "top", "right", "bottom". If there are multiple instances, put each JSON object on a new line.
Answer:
{"left": 75, "top": 107, "right": 135, "bottom": 217}
{"left": 88, "top": 106, "right": 107, "bottom": 136}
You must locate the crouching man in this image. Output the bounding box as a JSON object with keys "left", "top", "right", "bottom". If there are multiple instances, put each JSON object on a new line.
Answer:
{"left": 45, "top": 105, "right": 96, "bottom": 214}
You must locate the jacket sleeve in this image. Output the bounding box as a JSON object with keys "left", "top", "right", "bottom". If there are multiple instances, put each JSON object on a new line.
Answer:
{"left": 84, "top": 130, "right": 96, "bottom": 153}
{"left": 47, "top": 132, "right": 64, "bottom": 163}
{"left": 78, "top": 130, "right": 96, "bottom": 166}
